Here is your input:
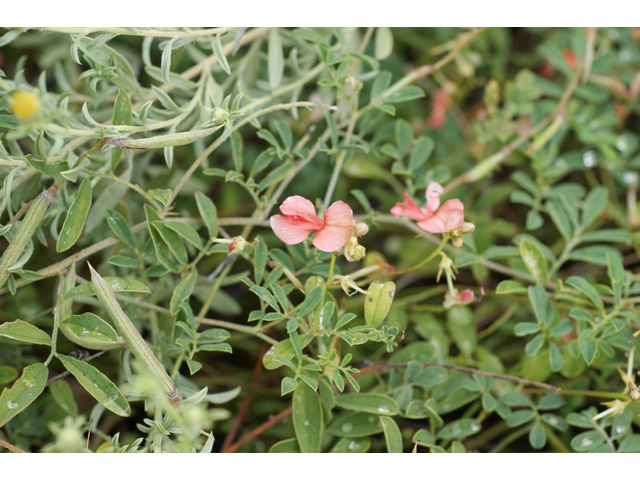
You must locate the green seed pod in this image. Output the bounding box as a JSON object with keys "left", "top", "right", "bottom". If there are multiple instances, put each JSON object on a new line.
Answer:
{"left": 58, "top": 262, "right": 125, "bottom": 350}
{"left": 105, "top": 124, "right": 223, "bottom": 150}
{"left": 0, "top": 191, "right": 52, "bottom": 289}
{"left": 88, "top": 262, "right": 179, "bottom": 405}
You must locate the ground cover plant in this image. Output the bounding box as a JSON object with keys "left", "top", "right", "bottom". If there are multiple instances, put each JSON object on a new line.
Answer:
{"left": 1, "top": 27, "right": 640, "bottom": 453}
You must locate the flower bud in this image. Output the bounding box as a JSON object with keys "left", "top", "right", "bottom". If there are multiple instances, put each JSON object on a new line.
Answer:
{"left": 459, "top": 222, "right": 475, "bottom": 234}
{"left": 344, "top": 237, "right": 366, "bottom": 262}
{"left": 210, "top": 107, "right": 230, "bottom": 125}
{"left": 355, "top": 222, "right": 369, "bottom": 237}
{"left": 443, "top": 288, "right": 475, "bottom": 309}
{"left": 228, "top": 236, "right": 246, "bottom": 255}
{"left": 451, "top": 235, "right": 463, "bottom": 249}
{"left": 345, "top": 76, "right": 363, "bottom": 93}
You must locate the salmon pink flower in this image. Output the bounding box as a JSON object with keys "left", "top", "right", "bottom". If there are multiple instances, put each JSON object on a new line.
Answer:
{"left": 390, "top": 182, "right": 444, "bottom": 222}
{"left": 417, "top": 198, "right": 465, "bottom": 233}
{"left": 270, "top": 196, "right": 356, "bottom": 252}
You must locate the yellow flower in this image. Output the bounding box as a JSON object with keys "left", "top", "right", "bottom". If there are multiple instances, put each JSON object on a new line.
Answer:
{"left": 10, "top": 90, "right": 40, "bottom": 121}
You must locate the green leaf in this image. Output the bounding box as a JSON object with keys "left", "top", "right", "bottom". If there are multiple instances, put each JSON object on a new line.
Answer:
{"left": 578, "top": 330, "right": 598, "bottom": 365}
{"left": 258, "top": 162, "right": 293, "bottom": 192}
{"left": 379, "top": 416, "right": 402, "bottom": 453}
{"left": 549, "top": 343, "right": 563, "bottom": 372}
{"left": 446, "top": 307, "right": 476, "bottom": 357}
{"left": 195, "top": 192, "right": 218, "bottom": 238}
{"left": 275, "top": 120, "right": 292, "bottom": 150}
{"left": 292, "top": 381, "right": 323, "bottom": 453}
{"left": 57, "top": 354, "right": 130, "bottom": 416}
{"left": 197, "top": 343, "right": 232, "bottom": 354}
{"left": 571, "top": 430, "right": 605, "bottom": 452}
{"left": 64, "top": 276, "right": 150, "bottom": 299}
{"left": 111, "top": 89, "right": 132, "bottom": 170}
{"left": 0, "top": 115, "right": 19, "bottom": 129}
{"left": 606, "top": 252, "right": 624, "bottom": 306}
{"left": 329, "top": 412, "right": 385, "bottom": 437}
{"left": 281, "top": 377, "right": 298, "bottom": 396}
{"left": 374, "top": 27, "right": 394, "bottom": 60}
{"left": 507, "top": 409, "right": 535, "bottom": 427}
{"left": 546, "top": 200, "right": 572, "bottom": 240}
{"left": 107, "top": 255, "right": 141, "bottom": 268}
{"left": 49, "top": 379, "right": 79, "bottom": 416}
{"left": 528, "top": 286, "right": 549, "bottom": 325}
{"left": 385, "top": 86, "right": 425, "bottom": 104}
{"left": 519, "top": 239, "right": 547, "bottom": 286}
{"left": 0, "top": 320, "right": 51, "bottom": 345}
{"left": 413, "top": 366, "right": 446, "bottom": 388}
{"left": 60, "top": 313, "right": 121, "bottom": 345}
{"left": 515, "top": 322, "right": 540, "bottom": 336}
{"left": 230, "top": 131, "right": 243, "bottom": 172}
{"left": 529, "top": 421, "right": 547, "bottom": 450}
{"left": 105, "top": 209, "right": 136, "bottom": 250}
{"left": 0, "top": 366, "right": 18, "bottom": 385}
{"left": 334, "top": 393, "right": 399, "bottom": 416}
{"left": 409, "top": 136, "right": 434, "bottom": 171}
{"left": 268, "top": 28, "right": 284, "bottom": 90}
{"left": 263, "top": 334, "right": 313, "bottom": 370}
{"left": 438, "top": 419, "right": 481, "bottom": 440}
{"left": 26, "top": 156, "right": 69, "bottom": 176}
{"left": 364, "top": 282, "right": 396, "bottom": 328}
{"left": 147, "top": 188, "right": 172, "bottom": 206}
{"left": 299, "top": 286, "right": 324, "bottom": 317}
{"left": 566, "top": 276, "right": 604, "bottom": 312}
{"left": 254, "top": 238, "right": 268, "bottom": 285}
{"left": 269, "top": 438, "right": 301, "bottom": 453}
{"left": 618, "top": 434, "right": 640, "bottom": 453}
{"left": 57, "top": 178, "right": 92, "bottom": 252}
{"left": 186, "top": 359, "right": 202, "bottom": 375}
{"left": 502, "top": 392, "right": 530, "bottom": 407}
{"left": 212, "top": 33, "right": 231, "bottom": 75}
{"left": 152, "top": 221, "right": 188, "bottom": 265}
{"left": 404, "top": 400, "right": 432, "bottom": 419}
{"left": 170, "top": 269, "right": 197, "bottom": 315}
{"left": 496, "top": 280, "right": 527, "bottom": 295}
{"left": 330, "top": 437, "right": 370, "bottom": 453}
{"left": 0, "top": 363, "right": 48, "bottom": 428}
{"left": 582, "top": 186, "right": 608, "bottom": 227}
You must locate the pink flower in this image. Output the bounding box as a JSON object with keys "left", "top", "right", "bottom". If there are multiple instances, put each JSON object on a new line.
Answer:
{"left": 390, "top": 182, "right": 444, "bottom": 222}
{"left": 270, "top": 196, "right": 356, "bottom": 252}
{"left": 417, "top": 198, "right": 465, "bottom": 233}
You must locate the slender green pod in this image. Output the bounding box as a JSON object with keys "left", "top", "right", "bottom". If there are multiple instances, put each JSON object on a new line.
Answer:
{"left": 0, "top": 190, "right": 52, "bottom": 289}
{"left": 58, "top": 262, "right": 125, "bottom": 350}
{"left": 88, "top": 262, "right": 179, "bottom": 405}
{"left": 105, "top": 124, "right": 223, "bottom": 150}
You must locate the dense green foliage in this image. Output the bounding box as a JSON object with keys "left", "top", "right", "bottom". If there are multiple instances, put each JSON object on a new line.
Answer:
{"left": 1, "top": 27, "right": 640, "bottom": 453}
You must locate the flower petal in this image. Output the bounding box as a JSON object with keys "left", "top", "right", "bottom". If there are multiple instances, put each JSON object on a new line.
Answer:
{"left": 425, "top": 182, "right": 444, "bottom": 213}
{"left": 270, "top": 214, "right": 317, "bottom": 245}
{"left": 390, "top": 192, "right": 430, "bottom": 221}
{"left": 313, "top": 201, "right": 355, "bottom": 252}
{"left": 417, "top": 198, "right": 465, "bottom": 233}
{"left": 279, "top": 195, "right": 324, "bottom": 229}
